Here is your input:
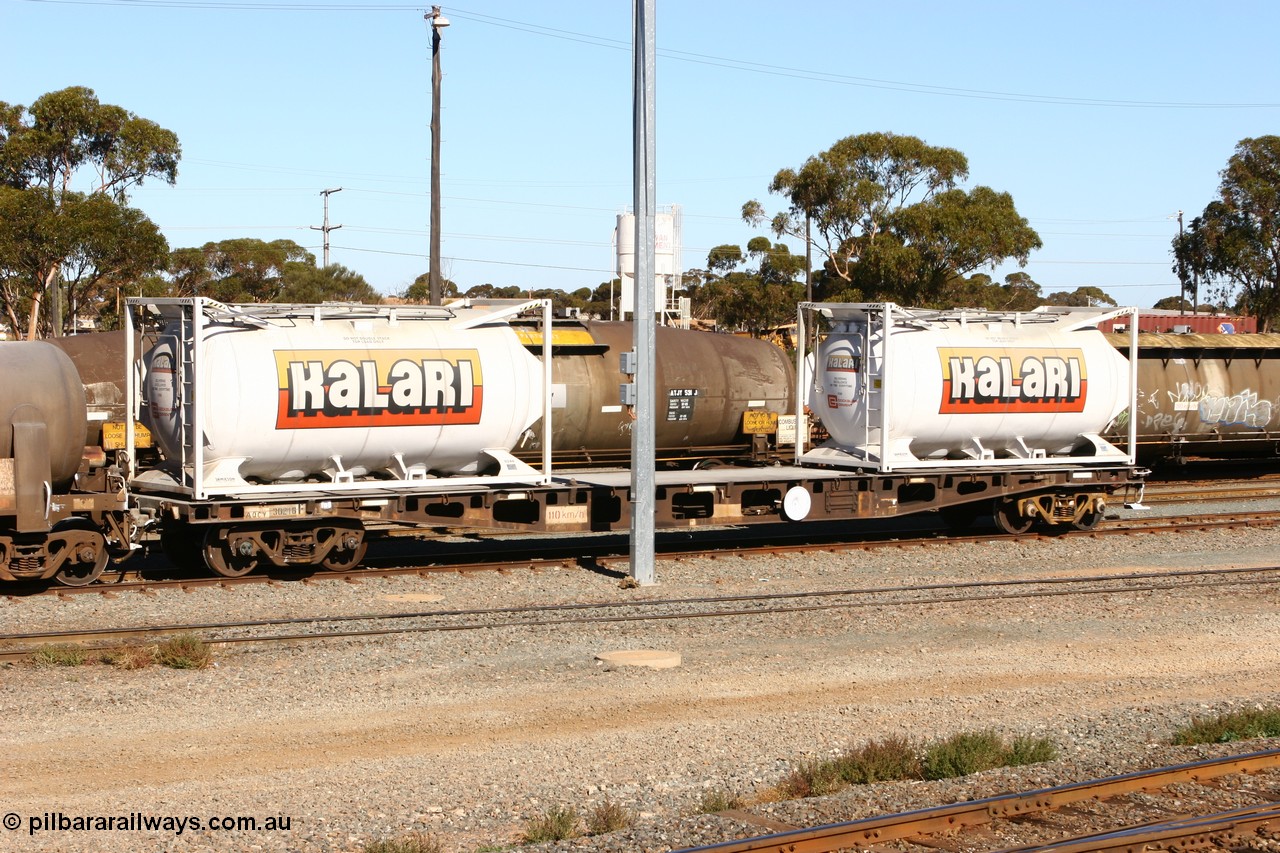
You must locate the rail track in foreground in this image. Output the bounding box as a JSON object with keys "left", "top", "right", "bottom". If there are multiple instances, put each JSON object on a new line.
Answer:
{"left": 680, "top": 748, "right": 1280, "bottom": 853}
{"left": 4, "top": 562, "right": 1280, "bottom": 663}
{"left": 1141, "top": 477, "right": 1280, "bottom": 504}
{"left": 7, "top": 505, "right": 1280, "bottom": 601}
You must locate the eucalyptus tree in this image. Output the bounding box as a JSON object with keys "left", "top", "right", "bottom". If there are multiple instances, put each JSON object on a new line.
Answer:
{"left": 1043, "top": 286, "right": 1117, "bottom": 308}
{"left": 166, "top": 238, "right": 315, "bottom": 303}
{"left": 743, "top": 132, "right": 1040, "bottom": 306}
{"left": 0, "top": 86, "right": 179, "bottom": 336}
{"left": 699, "top": 238, "right": 804, "bottom": 335}
{"left": 1174, "top": 136, "right": 1280, "bottom": 331}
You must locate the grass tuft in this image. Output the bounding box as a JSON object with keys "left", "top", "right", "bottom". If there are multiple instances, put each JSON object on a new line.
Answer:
{"left": 521, "top": 806, "right": 580, "bottom": 844}
{"left": 921, "top": 730, "right": 1057, "bottom": 780}
{"left": 361, "top": 831, "right": 442, "bottom": 853}
{"left": 101, "top": 645, "right": 156, "bottom": 670}
{"left": 154, "top": 633, "right": 212, "bottom": 670}
{"left": 1171, "top": 706, "right": 1280, "bottom": 745}
{"left": 776, "top": 756, "right": 843, "bottom": 799}
{"left": 836, "top": 735, "right": 922, "bottom": 784}
{"left": 769, "top": 730, "right": 1058, "bottom": 800}
{"left": 692, "top": 789, "right": 744, "bottom": 814}
{"left": 921, "top": 730, "right": 1008, "bottom": 780}
{"left": 585, "top": 798, "right": 635, "bottom": 835}
{"left": 1005, "top": 734, "right": 1059, "bottom": 766}
{"left": 29, "top": 644, "right": 89, "bottom": 667}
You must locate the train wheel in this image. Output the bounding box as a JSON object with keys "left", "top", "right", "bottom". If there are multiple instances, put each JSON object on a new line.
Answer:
{"left": 320, "top": 538, "right": 368, "bottom": 572}
{"left": 52, "top": 520, "right": 108, "bottom": 587}
{"left": 319, "top": 523, "right": 367, "bottom": 571}
{"left": 1073, "top": 507, "right": 1104, "bottom": 531}
{"left": 992, "top": 499, "right": 1034, "bottom": 535}
{"left": 202, "top": 527, "right": 260, "bottom": 578}
{"left": 160, "top": 522, "right": 204, "bottom": 570}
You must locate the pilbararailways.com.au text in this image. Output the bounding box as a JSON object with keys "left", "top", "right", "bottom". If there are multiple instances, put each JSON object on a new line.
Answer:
{"left": 6, "top": 811, "right": 292, "bottom": 836}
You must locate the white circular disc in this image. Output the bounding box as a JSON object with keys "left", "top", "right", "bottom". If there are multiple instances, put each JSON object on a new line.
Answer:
{"left": 782, "top": 486, "right": 812, "bottom": 521}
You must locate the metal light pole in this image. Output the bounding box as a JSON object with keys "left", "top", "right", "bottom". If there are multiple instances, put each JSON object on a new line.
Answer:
{"left": 311, "top": 187, "right": 343, "bottom": 267}
{"left": 629, "top": 0, "right": 657, "bottom": 586}
{"left": 427, "top": 6, "right": 449, "bottom": 305}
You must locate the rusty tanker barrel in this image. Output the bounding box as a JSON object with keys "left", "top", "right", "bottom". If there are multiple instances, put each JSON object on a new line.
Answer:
{"left": 0, "top": 340, "right": 88, "bottom": 488}
{"left": 516, "top": 321, "right": 795, "bottom": 466}
{"left": 45, "top": 330, "right": 133, "bottom": 448}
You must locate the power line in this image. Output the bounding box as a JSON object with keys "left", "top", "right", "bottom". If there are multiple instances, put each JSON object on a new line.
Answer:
{"left": 21, "top": 0, "right": 1280, "bottom": 109}
{"left": 331, "top": 244, "right": 614, "bottom": 274}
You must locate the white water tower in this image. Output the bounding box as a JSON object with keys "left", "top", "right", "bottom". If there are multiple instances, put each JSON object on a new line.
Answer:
{"left": 615, "top": 204, "right": 685, "bottom": 323}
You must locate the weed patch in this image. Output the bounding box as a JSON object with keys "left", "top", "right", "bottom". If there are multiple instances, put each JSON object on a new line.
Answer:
{"left": 771, "top": 730, "right": 1058, "bottom": 799}
{"left": 101, "top": 645, "right": 156, "bottom": 670}
{"left": 154, "top": 634, "right": 212, "bottom": 670}
{"left": 920, "top": 730, "right": 1056, "bottom": 780}
{"left": 837, "top": 735, "right": 922, "bottom": 784}
{"left": 585, "top": 799, "right": 634, "bottom": 835}
{"left": 29, "top": 644, "right": 88, "bottom": 667}
{"left": 522, "top": 806, "right": 580, "bottom": 844}
{"left": 692, "top": 789, "right": 744, "bottom": 814}
{"left": 1172, "top": 706, "right": 1280, "bottom": 744}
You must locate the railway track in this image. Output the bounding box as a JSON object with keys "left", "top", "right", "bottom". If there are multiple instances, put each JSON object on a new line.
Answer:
{"left": 6, "top": 506, "right": 1280, "bottom": 600}
{"left": 1142, "top": 477, "right": 1280, "bottom": 504}
{"left": 5, "top": 563, "right": 1279, "bottom": 662}
{"left": 679, "top": 748, "right": 1280, "bottom": 853}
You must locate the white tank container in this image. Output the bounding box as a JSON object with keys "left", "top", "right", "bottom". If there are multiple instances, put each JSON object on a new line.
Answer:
{"left": 805, "top": 305, "right": 1133, "bottom": 468}
{"left": 143, "top": 303, "right": 545, "bottom": 488}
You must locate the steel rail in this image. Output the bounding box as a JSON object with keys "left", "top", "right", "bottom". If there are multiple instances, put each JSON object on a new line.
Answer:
{"left": 991, "top": 802, "right": 1280, "bottom": 852}
{"left": 11, "top": 508, "right": 1280, "bottom": 600}
{"left": 671, "top": 749, "right": 1280, "bottom": 853}
{"left": 5, "top": 565, "right": 1280, "bottom": 661}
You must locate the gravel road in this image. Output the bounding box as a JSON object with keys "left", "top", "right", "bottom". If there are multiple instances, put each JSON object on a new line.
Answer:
{"left": 2, "top": 516, "right": 1279, "bottom": 853}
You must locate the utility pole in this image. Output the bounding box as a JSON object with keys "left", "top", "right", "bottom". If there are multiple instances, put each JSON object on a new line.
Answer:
{"left": 427, "top": 6, "right": 450, "bottom": 305}
{"left": 629, "top": 0, "right": 656, "bottom": 586}
{"left": 1176, "top": 209, "right": 1185, "bottom": 316}
{"left": 311, "top": 187, "right": 343, "bottom": 267}
{"left": 804, "top": 212, "right": 813, "bottom": 303}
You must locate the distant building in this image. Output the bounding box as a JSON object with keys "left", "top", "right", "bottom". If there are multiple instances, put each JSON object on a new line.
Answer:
{"left": 1093, "top": 309, "right": 1255, "bottom": 335}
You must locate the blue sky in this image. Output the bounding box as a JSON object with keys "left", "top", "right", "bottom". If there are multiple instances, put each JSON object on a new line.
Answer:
{"left": 5, "top": 0, "right": 1278, "bottom": 310}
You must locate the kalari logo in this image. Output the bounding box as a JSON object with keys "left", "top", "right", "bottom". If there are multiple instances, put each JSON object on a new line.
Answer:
{"left": 825, "top": 353, "right": 860, "bottom": 372}
{"left": 274, "top": 348, "right": 483, "bottom": 428}
{"left": 939, "top": 347, "right": 1087, "bottom": 414}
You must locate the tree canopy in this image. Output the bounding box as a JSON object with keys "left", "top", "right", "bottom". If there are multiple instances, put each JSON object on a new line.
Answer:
{"left": 1173, "top": 136, "right": 1280, "bottom": 331}
{"left": 0, "top": 86, "right": 179, "bottom": 337}
{"left": 692, "top": 238, "right": 806, "bottom": 334}
{"left": 743, "top": 132, "right": 1041, "bottom": 306}
{"left": 1043, "top": 285, "right": 1117, "bottom": 308}
{"left": 165, "top": 238, "right": 379, "bottom": 304}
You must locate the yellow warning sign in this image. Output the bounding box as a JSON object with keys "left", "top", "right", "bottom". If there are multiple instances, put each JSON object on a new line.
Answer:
{"left": 102, "top": 422, "right": 153, "bottom": 450}
{"left": 741, "top": 410, "right": 778, "bottom": 435}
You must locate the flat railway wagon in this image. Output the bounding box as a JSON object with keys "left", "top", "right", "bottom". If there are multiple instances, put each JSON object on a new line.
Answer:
{"left": 1, "top": 298, "right": 1146, "bottom": 585}
{"left": 119, "top": 299, "right": 1142, "bottom": 579}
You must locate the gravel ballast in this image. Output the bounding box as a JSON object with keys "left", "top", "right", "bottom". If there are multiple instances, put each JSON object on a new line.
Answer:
{"left": 2, "top": 519, "right": 1279, "bottom": 853}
